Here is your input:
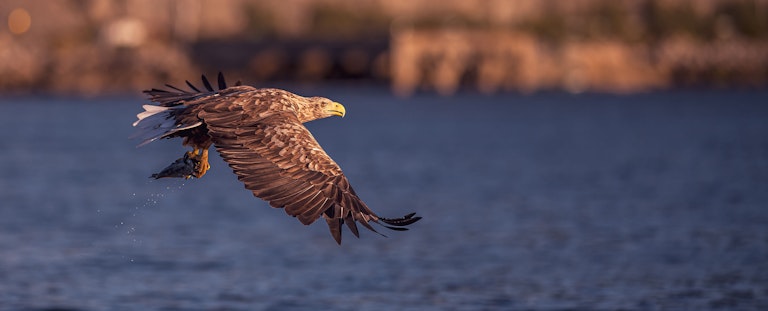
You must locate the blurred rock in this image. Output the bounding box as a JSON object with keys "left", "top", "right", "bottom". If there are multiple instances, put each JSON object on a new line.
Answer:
{"left": 0, "top": 34, "right": 46, "bottom": 92}
{"left": 0, "top": 0, "right": 766, "bottom": 95}
{"left": 102, "top": 18, "right": 147, "bottom": 48}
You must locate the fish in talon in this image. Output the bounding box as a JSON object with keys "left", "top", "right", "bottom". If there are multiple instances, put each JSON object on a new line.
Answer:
{"left": 150, "top": 152, "right": 200, "bottom": 179}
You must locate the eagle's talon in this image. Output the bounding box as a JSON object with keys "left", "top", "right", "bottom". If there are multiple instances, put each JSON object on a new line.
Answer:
{"left": 191, "top": 148, "right": 210, "bottom": 178}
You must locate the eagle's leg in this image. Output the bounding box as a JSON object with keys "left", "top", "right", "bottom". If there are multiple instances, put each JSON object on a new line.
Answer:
{"left": 187, "top": 148, "right": 211, "bottom": 178}
{"left": 185, "top": 148, "right": 200, "bottom": 159}
{"left": 197, "top": 148, "right": 211, "bottom": 178}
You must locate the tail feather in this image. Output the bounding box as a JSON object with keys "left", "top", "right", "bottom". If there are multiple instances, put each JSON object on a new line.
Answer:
{"left": 133, "top": 105, "right": 169, "bottom": 126}
{"left": 131, "top": 105, "right": 201, "bottom": 147}
{"left": 134, "top": 73, "right": 235, "bottom": 146}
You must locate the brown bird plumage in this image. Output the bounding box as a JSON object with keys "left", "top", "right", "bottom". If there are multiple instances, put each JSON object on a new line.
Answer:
{"left": 132, "top": 73, "right": 420, "bottom": 244}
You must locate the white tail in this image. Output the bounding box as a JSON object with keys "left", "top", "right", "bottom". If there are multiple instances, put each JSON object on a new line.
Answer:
{"left": 131, "top": 105, "right": 201, "bottom": 147}
{"left": 133, "top": 105, "right": 170, "bottom": 126}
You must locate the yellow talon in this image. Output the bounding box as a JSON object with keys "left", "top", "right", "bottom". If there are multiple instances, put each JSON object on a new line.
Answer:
{"left": 181, "top": 147, "right": 210, "bottom": 178}
{"left": 193, "top": 148, "right": 210, "bottom": 178}
{"left": 185, "top": 148, "right": 199, "bottom": 158}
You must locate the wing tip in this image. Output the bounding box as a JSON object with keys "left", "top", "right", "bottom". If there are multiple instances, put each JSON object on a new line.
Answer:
{"left": 326, "top": 218, "right": 343, "bottom": 245}
{"left": 217, "top": 71, "right": 227, "bottom": 90}
{"left": 379, "top": 212, "right": 422, "bottom": 227}
{"left": 141, "top": 72, "right": 241, "bottom": 107}
{"left": 327, "top": 211, "right": 421, "bottom": 244}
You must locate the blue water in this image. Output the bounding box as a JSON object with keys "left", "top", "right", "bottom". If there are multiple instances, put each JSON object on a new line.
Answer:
{"left": 0, "top": 88, "right": 766, "bottom": 310}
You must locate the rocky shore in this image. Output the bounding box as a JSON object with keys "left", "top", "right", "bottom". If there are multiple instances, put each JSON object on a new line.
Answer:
{"left": 1, "top": 0, "right": 767, "bottom": 95}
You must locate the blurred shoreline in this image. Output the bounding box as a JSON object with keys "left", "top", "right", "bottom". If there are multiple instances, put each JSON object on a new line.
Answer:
{"left": 1, "top": 0, "right": 767, "bottom": 96}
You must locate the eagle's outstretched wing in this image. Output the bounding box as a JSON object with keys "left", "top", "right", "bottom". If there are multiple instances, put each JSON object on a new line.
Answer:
{"left": 136, "top": 73, "right": 420, "bottom": 243}
{"left": 144, "top": 73, "right": 241, "bottom": 107}
{"left": 198, "top": 104, "right": 420, "bottom": 244}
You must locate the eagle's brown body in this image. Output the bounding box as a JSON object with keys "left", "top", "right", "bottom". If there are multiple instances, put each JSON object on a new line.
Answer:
{"left": 133, "top": 74, "right": 420, "bottom": 243}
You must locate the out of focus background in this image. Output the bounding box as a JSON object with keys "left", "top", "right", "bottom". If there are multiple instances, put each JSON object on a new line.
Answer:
{"left": 1, "top": 1, "right": 768, "bottom": 311}
{"left": 2, "top": 0, "right": 768, "bottom": 95}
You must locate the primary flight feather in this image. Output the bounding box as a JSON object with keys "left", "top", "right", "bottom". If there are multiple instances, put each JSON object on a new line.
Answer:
{"left": 132, "top": 73, "right": 420, "bottom": 244}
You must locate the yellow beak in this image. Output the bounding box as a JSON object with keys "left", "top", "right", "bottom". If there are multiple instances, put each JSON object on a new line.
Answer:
{"left": 327, "top": 102, "right": 346, "bottom": 117}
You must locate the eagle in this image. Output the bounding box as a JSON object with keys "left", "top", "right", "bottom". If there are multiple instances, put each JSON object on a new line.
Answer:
{"left": 132, "top": 73, "right": 420, "bottom": 244}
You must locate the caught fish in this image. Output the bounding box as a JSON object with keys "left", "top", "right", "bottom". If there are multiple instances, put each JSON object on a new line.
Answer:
{"left": 150, "top": 153, "right": 200, "bottom": 179}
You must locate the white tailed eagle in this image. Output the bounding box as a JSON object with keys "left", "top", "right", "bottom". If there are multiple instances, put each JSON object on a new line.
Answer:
{"left": 132, "top": 73, "right": 420, "bottom": 244}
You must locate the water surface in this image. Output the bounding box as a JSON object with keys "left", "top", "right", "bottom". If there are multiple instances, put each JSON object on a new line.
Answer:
{"left": 0, "top": 89, "right": 766, "bottom": 310}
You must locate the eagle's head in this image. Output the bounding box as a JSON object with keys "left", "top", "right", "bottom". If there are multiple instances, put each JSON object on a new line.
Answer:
{"left": 301, "top": 96, "right": 345, "bottom": 122}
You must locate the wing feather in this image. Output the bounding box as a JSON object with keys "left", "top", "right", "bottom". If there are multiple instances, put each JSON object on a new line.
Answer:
{"left": 298, "top": 197, "right": 332, "bottom": 225}
{"left": 325, "top": 218, "right": 342, "bottom": 244}
{"left": 199, "top": 108, "right": 419, "bottom": 244}
{"left": 217, "top": 72, "right": 227, "bottom": 90}
{"left": 344, "top": 213, "right": 360, "bottom": 238}
{"left": 185, "top": 80, "right": 201, "bottom": 92}
{"left": 138, "top": 83, "right": 420, "bottom": 244}
{"left": 143, "top": 73, "right": 245, "bottom": 107}
{"left": 201, "top": 74, "right": 214, "bottom": 92}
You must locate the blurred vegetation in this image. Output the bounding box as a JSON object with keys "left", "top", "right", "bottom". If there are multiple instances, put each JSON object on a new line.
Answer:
{"left": 719, "top": 0, "right": 768, "bottom": 38}
{"left": 243, "top": 3, "right": 278, "bottom": 39}
{"left": 243, "top": 3, "right": 393, "bottom": 39}
{"left": 643, "top": 0, "right": 716, "bottom": 41}
{"left": 516, "top": 0, "right": 768, "bottom": 44}
{"left": 239, "top": 0, "right": 766, "bottom": 44}
{"left": 1, "top": 0, "right": 766, "bottom": 94}
{"left": 516, "top": 8, "right": 568, "bottom": 44}
{"left": 308, "top": 5, "right": 390, "bottom": 39}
